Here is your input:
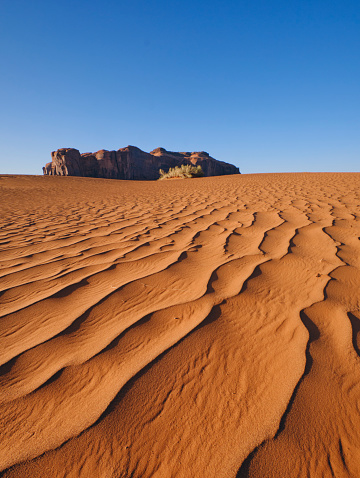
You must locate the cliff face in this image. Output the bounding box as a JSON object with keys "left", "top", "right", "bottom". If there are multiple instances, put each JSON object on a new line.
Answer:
{"left": 43, "top": 146, "right": 240, "bottom": 180}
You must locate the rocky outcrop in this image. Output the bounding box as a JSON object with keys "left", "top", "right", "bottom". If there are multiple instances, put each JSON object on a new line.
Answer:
{"left": 43, "top": 146, "right": 240, "bottom": 180}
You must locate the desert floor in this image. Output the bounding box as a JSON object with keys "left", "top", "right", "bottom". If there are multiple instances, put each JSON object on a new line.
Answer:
{"left": 1, "top": 172, "right": 360, "bottom": 477}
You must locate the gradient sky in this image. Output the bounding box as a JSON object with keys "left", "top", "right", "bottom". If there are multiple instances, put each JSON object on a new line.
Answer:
{"left": 1, "top": 0, "right": 359, "bottom": 175}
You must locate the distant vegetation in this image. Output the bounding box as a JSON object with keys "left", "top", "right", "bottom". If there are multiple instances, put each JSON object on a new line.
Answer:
{"left": 159, "top": 164, "right": 204, "bottom": 180}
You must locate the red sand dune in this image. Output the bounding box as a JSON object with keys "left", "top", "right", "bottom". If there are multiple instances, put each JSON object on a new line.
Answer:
{"left": 1, "top": 172, "right": 360, "bottom": 477}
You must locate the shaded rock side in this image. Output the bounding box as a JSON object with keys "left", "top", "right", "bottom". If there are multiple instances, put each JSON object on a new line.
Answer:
{"left": 43, "top": 146, "right": 240, "bottom": 180}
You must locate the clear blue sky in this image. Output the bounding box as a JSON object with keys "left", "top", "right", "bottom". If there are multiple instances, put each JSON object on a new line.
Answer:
{"left": 1, "top": 0, "right": 359, "bottom": 174}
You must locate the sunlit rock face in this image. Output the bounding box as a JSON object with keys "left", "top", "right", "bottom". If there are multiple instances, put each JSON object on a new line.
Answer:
{"left": 42, "top": 146, "right": 240, "bottom": 180}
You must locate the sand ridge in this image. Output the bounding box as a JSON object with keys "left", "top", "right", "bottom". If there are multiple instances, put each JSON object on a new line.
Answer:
{"left": 1, "top": 173, "right": 360, "bottom": 477}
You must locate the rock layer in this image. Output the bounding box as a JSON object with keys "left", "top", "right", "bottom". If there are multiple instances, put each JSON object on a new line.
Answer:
{"left": 42, "top": 146, "right": 240, "bottom": 180}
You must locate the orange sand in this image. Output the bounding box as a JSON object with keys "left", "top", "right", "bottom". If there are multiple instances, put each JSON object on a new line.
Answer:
{"left": 1, "top": 172, "right": 360, "bottom": 477}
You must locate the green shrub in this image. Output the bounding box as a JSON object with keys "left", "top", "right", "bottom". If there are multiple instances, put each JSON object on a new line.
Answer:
{"left": 159, "top": 164, "right": 204, "bottom": 180}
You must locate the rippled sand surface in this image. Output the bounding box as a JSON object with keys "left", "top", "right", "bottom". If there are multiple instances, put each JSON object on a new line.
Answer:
{"left": 1, "top": 172, "right": 360, "bottom": 477}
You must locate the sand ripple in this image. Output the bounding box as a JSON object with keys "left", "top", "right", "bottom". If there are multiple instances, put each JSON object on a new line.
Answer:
{"left": 1, "top": 173, "right": 360, "bottom": 477}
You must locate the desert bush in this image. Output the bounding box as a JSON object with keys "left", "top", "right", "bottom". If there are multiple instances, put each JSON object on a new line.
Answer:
{"left": 159, "top": 164, "right": 204, "bottom": 180}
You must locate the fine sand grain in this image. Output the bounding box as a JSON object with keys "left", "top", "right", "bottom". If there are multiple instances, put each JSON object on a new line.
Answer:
{"left": 1, "top": 172, "right": 360, "bottom": 477}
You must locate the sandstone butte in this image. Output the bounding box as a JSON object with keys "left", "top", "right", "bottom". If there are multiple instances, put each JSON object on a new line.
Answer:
{"left": 42, "top": 146, "right": 240, "bottom": 180}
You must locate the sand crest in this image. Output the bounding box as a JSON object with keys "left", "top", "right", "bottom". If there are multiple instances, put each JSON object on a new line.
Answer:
{"left": 1, "top": 172, "right": 360, "bottom": 477}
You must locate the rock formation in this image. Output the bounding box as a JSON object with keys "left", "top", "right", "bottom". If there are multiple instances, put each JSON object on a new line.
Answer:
{"left": 42, "top": 146, "right": 240, "bottom": 180}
